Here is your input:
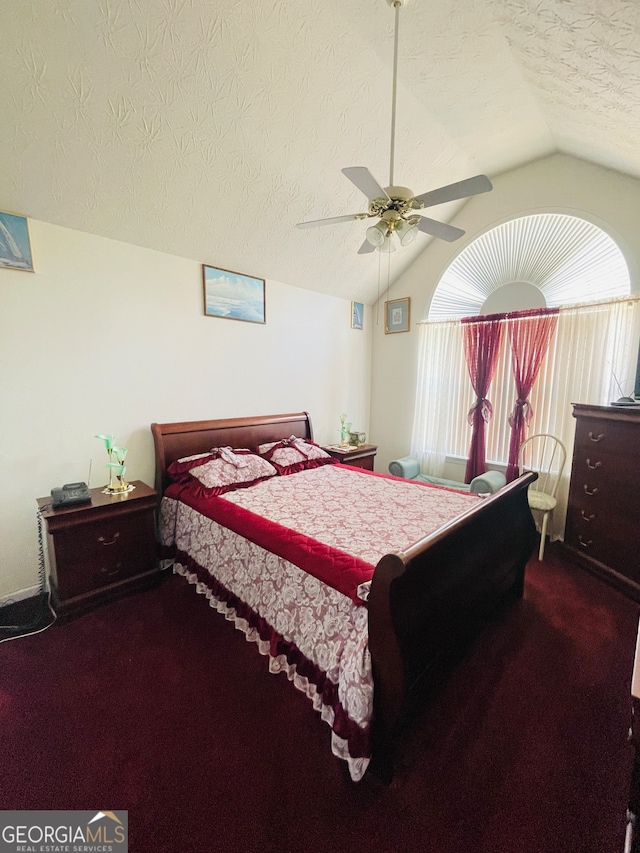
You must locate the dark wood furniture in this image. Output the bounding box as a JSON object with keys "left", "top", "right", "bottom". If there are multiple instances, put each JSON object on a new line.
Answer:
{"left": 562, "top": 404, "right": 640, "bottom": 601}
{"left": 151, "top": 412, "right": 537, "bottom": 779}
{"left": 627, "top": 695, "right": 640, "bottom": 853}
{"left": 37, "top": 480, "right": 160, "bottom": 620}
{"left": 322, "top": 443, "right": 377, "bottom": 470}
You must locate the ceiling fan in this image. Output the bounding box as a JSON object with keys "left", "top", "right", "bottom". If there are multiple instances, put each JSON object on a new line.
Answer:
{"left": 295, "top": 0, "right": 493, "bottom": 255}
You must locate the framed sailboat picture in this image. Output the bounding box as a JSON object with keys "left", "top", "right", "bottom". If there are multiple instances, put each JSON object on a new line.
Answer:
{"left": 0, "top": 211, "right": 34, "bottom": 272}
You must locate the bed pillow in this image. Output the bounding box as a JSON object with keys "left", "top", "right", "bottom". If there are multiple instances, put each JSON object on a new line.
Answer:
{"left": 257, "top": 436, "right": 334, "bottom": 475}
{"left": 168, "top": 447, "right": 277, "bottom": 494}
{"left": 167, "top": 451, "right": 219, "bottom": 481}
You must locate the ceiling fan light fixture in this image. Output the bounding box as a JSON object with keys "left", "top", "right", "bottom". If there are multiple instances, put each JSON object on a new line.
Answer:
{"left": 396, "top": 218, "right": 419, "bottom": 246}
{"left": 366, "top": 221, "right": 388, "bottom": 247}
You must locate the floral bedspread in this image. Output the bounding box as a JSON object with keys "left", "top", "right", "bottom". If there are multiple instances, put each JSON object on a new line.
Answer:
{"left": 159, "top": 465, "right": 479, "bottom": 780}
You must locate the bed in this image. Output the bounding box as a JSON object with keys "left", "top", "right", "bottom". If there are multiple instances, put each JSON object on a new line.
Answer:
{"left": 151, "top": 411, "right": 537, "bottom": 782}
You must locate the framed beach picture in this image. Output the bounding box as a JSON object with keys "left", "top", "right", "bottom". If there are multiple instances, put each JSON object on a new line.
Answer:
{"left": 384, "top": 297, "right": 410, "bottom": 334}
{"left": 203, "top": 264, "right": 266, "bottom": 324}
{"left": 351, "top": 301, "right": 364, "bottom": 330}
{"left": 0, "top": 211, "right": 34, "bottom": 271}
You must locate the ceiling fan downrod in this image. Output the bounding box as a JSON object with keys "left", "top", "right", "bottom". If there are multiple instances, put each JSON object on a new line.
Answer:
{"left": 387, "top": 0, "right": 409, "bottom": 187}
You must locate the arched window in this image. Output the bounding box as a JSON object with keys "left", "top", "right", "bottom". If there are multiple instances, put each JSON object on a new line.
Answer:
{"left": 429, "top": 213, "right": 630, "bottom": 320}
{"left": 411, "top": 214, "right": 639, "bottom": 542}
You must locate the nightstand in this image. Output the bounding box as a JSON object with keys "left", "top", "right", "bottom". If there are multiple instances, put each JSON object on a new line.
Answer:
{"left": 323, "top": 444, "right": 377, "bottom": 471}
{"left": 37, "top": 480, "right": 160, "bottom": 620}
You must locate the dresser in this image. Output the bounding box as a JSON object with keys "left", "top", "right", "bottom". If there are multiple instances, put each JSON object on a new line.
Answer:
{"left": 563, "top": 404, "right": 640, "bottom": 600}
{"left": 37, "top": 480, "right": 160, "bottom": 620}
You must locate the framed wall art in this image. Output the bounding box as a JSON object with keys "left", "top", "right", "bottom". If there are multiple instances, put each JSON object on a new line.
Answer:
{"left": 203, "top": 264, "right": 266, "bottom": 324}
{"left": 0, "top": 211, "right": 34, "bottom": 271}
{"left": 384, "top": 297, "right": 410, "bottom": 334}
{"left": 351, "top": 301, "right": 364, "bottom": 330}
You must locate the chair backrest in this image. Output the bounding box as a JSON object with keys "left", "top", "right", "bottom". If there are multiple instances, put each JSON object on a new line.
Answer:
{"left": 518, "top": 433, "right": 567, "bottom": 499}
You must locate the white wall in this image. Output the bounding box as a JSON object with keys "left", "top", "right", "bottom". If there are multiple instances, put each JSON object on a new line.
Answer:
{"left": 0, "top": 220, "right": 372, "bottom": 602}
{"left": 370, "top": 153, "right": 640, "bottom": 475}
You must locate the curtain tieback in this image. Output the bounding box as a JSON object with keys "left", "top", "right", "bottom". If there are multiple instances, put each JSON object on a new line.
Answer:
{"left": 467, "top": 397, "right": 493, "bottom": 426}
{"left": 508, "top": 398, "right": 533, "bottom": 428}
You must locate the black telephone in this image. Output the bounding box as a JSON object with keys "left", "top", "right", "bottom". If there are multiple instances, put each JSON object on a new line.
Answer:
{"left": 51, "top": 482, "right": 91, "bottom": 508}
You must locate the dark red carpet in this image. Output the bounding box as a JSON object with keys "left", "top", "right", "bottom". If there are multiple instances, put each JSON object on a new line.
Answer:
{"left": 1, "top": 545, "right": 638, "bottom": 853}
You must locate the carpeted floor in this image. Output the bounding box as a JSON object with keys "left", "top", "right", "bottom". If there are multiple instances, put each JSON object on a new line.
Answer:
{"left": 1, "top": 544, "right": 638, "bottom": 853}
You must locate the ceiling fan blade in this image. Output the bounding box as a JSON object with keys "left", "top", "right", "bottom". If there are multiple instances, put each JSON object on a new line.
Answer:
{"left": 416, "top": 216, "right": 465, "bottom": 242}
{"left": 413, "top": 174, "right": 493, "bottom": 209}
{"left": 342, "top": 167, "right": 390, "bottom": 202}
{"left": 357, "top": 239, "right": 377, "bottom": 255}
{"left": 296, "top": 213, "right": 367, "bottom": 229}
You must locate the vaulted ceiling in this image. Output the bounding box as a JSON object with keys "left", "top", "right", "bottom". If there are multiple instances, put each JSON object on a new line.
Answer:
{"left": 1, "top": 0, "right": 639, "bottom": 304}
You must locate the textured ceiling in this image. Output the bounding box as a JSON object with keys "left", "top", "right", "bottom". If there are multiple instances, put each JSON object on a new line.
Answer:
{"left": 1, "top": 0, "right": 639, "bottom": 304}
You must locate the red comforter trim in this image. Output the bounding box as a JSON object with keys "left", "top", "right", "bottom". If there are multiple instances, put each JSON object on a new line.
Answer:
{"left": 174, "top": 547, "right": 371, "bottom": 758}
{"left": 165, "top": 481, "right": 375, "bottom": 604}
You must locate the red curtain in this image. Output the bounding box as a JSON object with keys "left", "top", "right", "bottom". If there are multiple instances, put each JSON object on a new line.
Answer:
{"left": 505, "top": 308, "right": 559, "bottom": 481}
{"left": 462, "top": 316, "right": 504, "bottom": 482}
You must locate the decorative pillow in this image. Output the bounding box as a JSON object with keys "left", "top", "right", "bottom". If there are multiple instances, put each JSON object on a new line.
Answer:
{"left": 167, "top": 451, "right": 219, "bottom": 480}
{"left": 168, "top": 447, "right": 277, "bottom": 494}
{"left": 257, "top": 436, "right": 334, "bottom": 475}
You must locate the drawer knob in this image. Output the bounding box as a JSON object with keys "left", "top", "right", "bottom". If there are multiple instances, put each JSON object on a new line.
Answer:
{"left": 580, "top": 510, "right": 595, "bottom": 521}
{"left": 578, "top": 535, "right": 592, "bottom": 548}
{"left": 98, "top": 532, "right": 120, "bottom": 546}
{"left": 585, "top": 458, "right": 601, "bottom": 470}
{"left": 588, "top": 431, "right": 604, "bottom": 442}
{"left": 583, "top": 484, "right": 599, "bottom": 496}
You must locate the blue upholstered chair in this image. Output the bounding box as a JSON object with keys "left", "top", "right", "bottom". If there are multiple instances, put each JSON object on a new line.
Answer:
{"left": 388, "top": 456, "right": 506, "bottom": 495}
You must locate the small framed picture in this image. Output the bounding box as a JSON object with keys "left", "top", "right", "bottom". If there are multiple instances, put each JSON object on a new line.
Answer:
{"left": 385, "top": 297, "right": 410, "bottom": 334}
{"left": 351, "top": 301, "right": 364, "bottom": 330}
{"left": 203, "top": 264, "right": 266, "bottom": 324}
{"left": 0, "top": 211, "right": 34, "bottom": 272}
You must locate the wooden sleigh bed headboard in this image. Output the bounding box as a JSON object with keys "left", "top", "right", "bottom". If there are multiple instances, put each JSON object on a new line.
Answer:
{"left": 151, "top": 411, "right": 313, "bottom": 494}
{"left": 151, "top": 410, "right": 537, "bottom": 781}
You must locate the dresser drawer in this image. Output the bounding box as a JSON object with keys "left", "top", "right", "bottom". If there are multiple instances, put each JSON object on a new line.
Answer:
{"left": 571, "top": 444, "right": 640, "bottom": 485}
{"left": 575, "top": 415, "right": 639, "bottom": 458}
{"left": 565, "top": 505, "right": 640, "bottom": 580}
{"left": 568, "top": 473, "right": 640, "bottom": 516}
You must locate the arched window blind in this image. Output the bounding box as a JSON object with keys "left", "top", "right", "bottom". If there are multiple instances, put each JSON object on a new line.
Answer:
{"left": 429, "top": 214, "right": 630, "bottom": 320}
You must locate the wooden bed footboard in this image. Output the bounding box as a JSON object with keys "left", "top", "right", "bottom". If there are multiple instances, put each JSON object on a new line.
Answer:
{"left": 367, "top": 471, "right": 537, "bottom": 778}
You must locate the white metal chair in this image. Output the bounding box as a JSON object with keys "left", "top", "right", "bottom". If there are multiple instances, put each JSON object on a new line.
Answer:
{"left": 518, "top": 433, "right": 567, "bottom": 561}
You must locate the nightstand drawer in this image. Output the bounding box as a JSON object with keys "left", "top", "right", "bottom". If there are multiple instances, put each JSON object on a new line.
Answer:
{"left": 52, "top": 511, "right": 156, "bottom": 599}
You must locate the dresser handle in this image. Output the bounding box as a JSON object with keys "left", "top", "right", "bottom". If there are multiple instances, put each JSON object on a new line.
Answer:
{"left": 585, "top": 458, "right": 601, "bottom": 470}
{"left": 578, "top": 535, "right": 592, "bottom": 548}
{"left": 588, "top": 431, "right": 604, "bottom": 442}
{"left": 580, "top": 510, "right": 595, "bottom": 521}
{"left": 582, "top": 485, "right": 599, "bottom": 496}
{"left": 98, "top": 532, "right": 120, "bottom": 546}
{"left": 101, "top": 562, "right": 122, "bottom": 576}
